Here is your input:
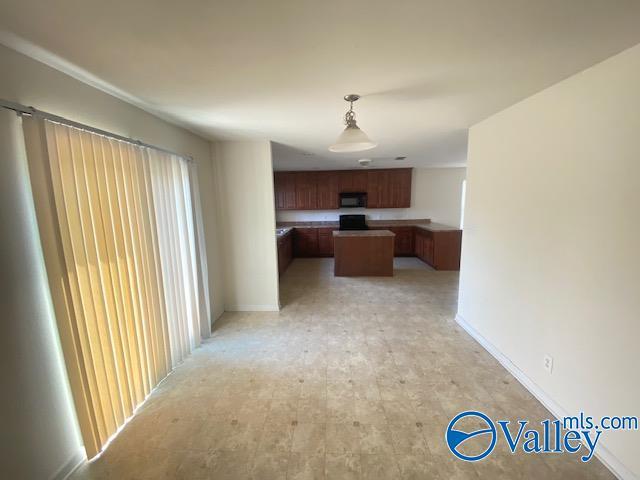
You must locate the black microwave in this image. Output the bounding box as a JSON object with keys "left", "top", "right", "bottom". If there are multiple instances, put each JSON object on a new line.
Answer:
{"left": 340, "top": 192, "right": 367, "bottom": 208}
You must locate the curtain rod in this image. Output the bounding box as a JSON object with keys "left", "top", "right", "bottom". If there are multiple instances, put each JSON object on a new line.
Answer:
{"left": 0, "top": 99, "right": 194, "bottom": 163}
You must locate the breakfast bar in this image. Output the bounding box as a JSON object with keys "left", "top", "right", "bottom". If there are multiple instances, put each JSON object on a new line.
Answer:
{"left": 333, "top": 229, "right": 395, "bottom": 276}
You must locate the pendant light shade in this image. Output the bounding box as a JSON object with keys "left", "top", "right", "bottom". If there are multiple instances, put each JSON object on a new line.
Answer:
{"left": 329, "top": 94, "right": 377, "bottom": 153}
{"left": 329, "top": 125, "right": 377, "bottom": 152}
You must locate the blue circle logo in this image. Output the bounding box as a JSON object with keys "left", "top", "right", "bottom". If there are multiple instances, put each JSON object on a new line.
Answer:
{"left": 446, "top": 411, "right": 497, "bottom": 461}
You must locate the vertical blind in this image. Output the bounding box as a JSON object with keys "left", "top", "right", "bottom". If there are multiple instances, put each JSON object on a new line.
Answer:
{"left": 23, "top": 117, "right": 210, "bottom": 458}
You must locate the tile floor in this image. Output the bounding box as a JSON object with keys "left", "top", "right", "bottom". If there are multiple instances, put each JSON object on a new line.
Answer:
{"left": 71, "top": 257, "right": 614, "bottom": 479}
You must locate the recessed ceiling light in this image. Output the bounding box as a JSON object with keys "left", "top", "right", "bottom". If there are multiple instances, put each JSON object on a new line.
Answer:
{"left": 395, "top": 156, "right": 407, "bottom": 161}
{"left": 358, "top": 158, "right": 372, "bottom": 167}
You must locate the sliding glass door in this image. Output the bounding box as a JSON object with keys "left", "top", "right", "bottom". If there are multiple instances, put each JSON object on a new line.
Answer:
{"left": 23, "top": 117, "right": 209, "bottom": 458}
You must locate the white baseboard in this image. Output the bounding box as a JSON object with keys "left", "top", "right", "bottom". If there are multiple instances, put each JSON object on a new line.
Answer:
{"left": 455, "top": 313, "right": 637, "bottom": 480}
{"left": 224, "top": 304, "right": 280, "bottom": 312}
{"left": 52, "top": 449, "right": 85, "bottom": 480}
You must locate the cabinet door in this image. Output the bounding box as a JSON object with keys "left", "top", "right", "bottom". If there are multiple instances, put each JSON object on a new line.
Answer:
{"left": 352, "top": 171, "right": 368, "bottom": 192}
{"left": 285, "top": 234, "right": 293, "bottom": 268}
{"left": 277, "top": 238, "right": 285, "bottom": 274}
{"left": 274, "top": 173, "right": 285, "bottom": 210}
{"left": 273, "top": 172, "right": 284, "bottom": 210}
{"left": 390, "top": 227, "right": 414, "bottom": 255}
{"left": 316, "top": 172, "right": 339, "bottom": 209}
{"left": 432, "top": 230, "right": 462, "bottom": 270}
{"left": 295, "top": 173, "right": 317, "bottom": 210}
{"left": 366, "top": 171, "right": 381, "bottom": 208}
{"left": 400, "top": 169, "right": 412, "bottom": 207}
{"left": 317, "top": 228, "right": 335, "bottom": 256}
{"left": 274, "top": 172, "right": 296, "bottom": 210}
{"left": 278, "top": 234, "right": 294, "bottom": 275}
{"left": 294, "top": 228, "right": 319, "bottom": 256}
{"left": 423, "top": 232, "right": 434, "bottom": 265}
{"left": 389, "top": 169, "right": 412, "bottom": 208}
{"left": 378, "top": 170, "right": 392, "bottom": 207}
{"left": 414, "top": 230, "right": 424, "bottom": 259}
{"left": 338, "top": 171, "right": 351, "bottom": 193}
{"left": 367, "top": 170, "right": 392, "bottom": 208}
{"left": 284, "top": 174, "right": 296, "bottom": 209}
{"left": 339, "top": 170, "right": 368, "bottom": 193}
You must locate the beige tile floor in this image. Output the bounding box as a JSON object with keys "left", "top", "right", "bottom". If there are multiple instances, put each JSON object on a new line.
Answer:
{"left": 71, "top": 257, "right": 614, "bottom": 479}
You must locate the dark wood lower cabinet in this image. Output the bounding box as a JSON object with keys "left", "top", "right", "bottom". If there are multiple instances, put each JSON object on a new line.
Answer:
{"left": 282, "top": 225, "right": 461, "bottom": 271}
{"left": 390, "top": 227, "right": 414, "bottom": 256}
{"left": 414, "top": 229, "right": 431, "bottom": 265}
{"left": 317, "top": 228, "right": 335, "bottom": 256}
{"left": 414, "top": 228, "right": 461, "bottom": 270}
{"left": 294, "top": 227, "right": 337, "bottom": 257}
{"left": 370, "top": 226, "right": 414, "bottom": 256}
{"left": 414, "top": 231, "right": 424, "bottom": 262}
{"left": 293, "top": 228, "right": 319, "bottom": 257}
{"left": 277, "top": 231, "right": 293, "bottom": 276}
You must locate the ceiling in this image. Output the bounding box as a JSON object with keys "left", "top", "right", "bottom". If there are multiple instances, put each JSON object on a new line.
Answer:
{"left": 1, "top": 1, "right": 639, "bottom": 171}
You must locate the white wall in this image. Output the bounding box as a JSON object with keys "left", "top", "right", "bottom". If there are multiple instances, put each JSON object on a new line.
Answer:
{"left": 458, "top": 44, "right": 640, "bottom": 478}
{"left": 275, "top": 167, "right": 466, "bottom": 227}
{"left": 0, "top": 43, "right": 224, "bottom": 322}
{"left": 0, "top": 43, "right": 224, "bottom": 479}
{"left": 214, "top": 141, "right": 280, "bottom": 311}
{"left": 0, "top": 109, "right": 83, "bottom": 480}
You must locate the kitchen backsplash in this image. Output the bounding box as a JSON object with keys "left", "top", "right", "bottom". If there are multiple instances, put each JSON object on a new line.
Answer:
{"left": 276, "top": 208, "right": 430, "bottom": 222}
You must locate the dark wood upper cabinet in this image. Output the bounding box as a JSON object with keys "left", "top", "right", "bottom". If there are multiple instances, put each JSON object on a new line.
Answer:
{"left": 274, "top": 168, "right": 412, "bottom": 210}
{"left": 367, "top": 169, "right": 411, "bottom": 208}
{"left": 353, "top": 171, "right": 368, "bottom": 192}
{"left": 339, "top": 170, "right": 368, "bottom": 193}
{"left": 273, "top": 172, "right": 296, "bottom": 210}
{"left": 389, "top": 169, "right": 412, "bottom": 208}
{"left": 316, "top": 171, "right": 339, "bottom": 209}
{"left": 295, "top": 172, "right": 317, "bottom": 210}
{"left": 367, "top": 170, "right": 390, "bottom": 208}
{"left": 365, "top": 171, "right": 379, "bottom": 208}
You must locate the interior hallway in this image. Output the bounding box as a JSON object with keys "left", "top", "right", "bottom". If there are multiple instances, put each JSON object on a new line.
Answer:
{"left": 71, "top": 258, "right": 613, "bottom": 479}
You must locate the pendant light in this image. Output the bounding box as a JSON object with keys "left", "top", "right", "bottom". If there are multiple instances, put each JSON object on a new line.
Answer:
{"left": 329, "top": 94, "right": 377, "bottom": 153}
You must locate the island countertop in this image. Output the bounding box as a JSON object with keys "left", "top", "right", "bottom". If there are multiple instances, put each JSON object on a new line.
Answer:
{"left": 332, "top": 229, "right": 395, "bottom": 237}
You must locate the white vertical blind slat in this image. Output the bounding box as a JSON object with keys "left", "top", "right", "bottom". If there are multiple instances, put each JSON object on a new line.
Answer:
{"left": 75, "top": 129, "right": 127, "bottom": 430}
{"left": 188, "top": 162, "right": 212, "bottom": 339}
{"left": 90, "top": 134, "right": 135, "bottom": 417}
{"left": 45, "top": 124, "right": 108, "bottom": 442}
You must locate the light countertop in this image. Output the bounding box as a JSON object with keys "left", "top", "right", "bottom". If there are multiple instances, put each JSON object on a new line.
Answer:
{"left": 414, "top": 223, "right": 460, "bottom": 232}
{"left": 276, "top": 221, "right": 460, "bottom": 238}
{"left": 275, "top": 227, "right": 294, "bottom": 238}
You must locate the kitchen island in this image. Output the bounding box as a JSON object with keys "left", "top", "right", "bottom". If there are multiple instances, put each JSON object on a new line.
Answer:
{"left": 276, "top": 218, "right": 462, "bottom": 271}
{"left": 333, "top": 230, "right": 395, "bottom": 276}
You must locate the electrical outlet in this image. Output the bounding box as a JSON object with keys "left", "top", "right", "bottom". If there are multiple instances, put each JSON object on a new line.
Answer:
{"left": 544, "top": 355, "right": 554, "bottom": 374}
